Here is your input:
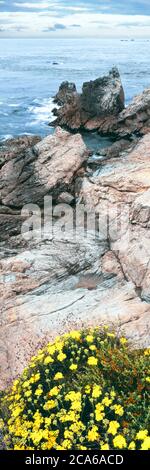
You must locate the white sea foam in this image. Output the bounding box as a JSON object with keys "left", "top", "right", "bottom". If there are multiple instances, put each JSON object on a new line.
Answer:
{"left": 27, "top": 97, "right": 58, "bottom": 127}
{"left": 8, "top": 103, "right": 21, "bottom": 108}
{"left": 0, "top": 134, "right": 13, "bottom": 141}
{"left": 0, "top": 111, "right": 8, "bottom": 116}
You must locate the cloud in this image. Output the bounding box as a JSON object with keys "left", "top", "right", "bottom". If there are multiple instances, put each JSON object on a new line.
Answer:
{"left": 0, "top": 1, "right": 150, "bottom": 37}
{"left": 13, "top": 2, "right": 50, "bottom": 9}
{"left": 44, "top": 22, "right": 67, "bottom": 32}
{"left": 52, "top": 22, "right": 66, "bottom": 29}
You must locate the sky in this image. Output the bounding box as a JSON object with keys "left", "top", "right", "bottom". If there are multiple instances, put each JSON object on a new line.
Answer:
{"left": 0, "top": 0, "right": 150, "bottom": 38}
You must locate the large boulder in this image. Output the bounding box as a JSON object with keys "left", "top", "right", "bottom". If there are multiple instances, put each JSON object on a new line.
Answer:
{"left": 54, "top": 81, "right": 77, "bottom": 106}
{"left": 51, "top": 68, "right": 125, "bottom": 131}
{"left": 51, "top": 73, "right": 150, "bottom": 139}
{"left": 113, "top": 88, "right": 150, "bottom": 137}
{"left": 0, "top": 128, "right": 88, "bottom": 240}
{"left": 81, "top": 67, "right": 125, "bottom": 116}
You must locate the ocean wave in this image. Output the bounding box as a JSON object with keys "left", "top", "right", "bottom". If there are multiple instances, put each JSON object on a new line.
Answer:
{"left": 0, "top": 111, "right": 9, "bottom": 116}
{"left": 0, "top": 134, "right": 13, "bottom": 142}
{"left": 27, "top": 97, "right": 58, "bottom": 126}
{"left": 8, "top": 103, "right": 21, "bottom": 107}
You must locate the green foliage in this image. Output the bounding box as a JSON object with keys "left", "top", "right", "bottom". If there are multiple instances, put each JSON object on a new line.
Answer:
{"left": 0, "top": 328, "right": 150, "bottom": 450}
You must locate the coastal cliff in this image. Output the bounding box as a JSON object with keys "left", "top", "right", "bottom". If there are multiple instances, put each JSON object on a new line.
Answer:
{"left": 0, "top": 70, "right": 150, "bottom": 389}
{"left": 51, "top": 67, "right": 150, "bottom": 138}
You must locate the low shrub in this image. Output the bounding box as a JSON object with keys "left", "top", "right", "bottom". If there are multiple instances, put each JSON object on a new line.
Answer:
{"left": 0, "top": 328, "right": 150, "bottom": 450}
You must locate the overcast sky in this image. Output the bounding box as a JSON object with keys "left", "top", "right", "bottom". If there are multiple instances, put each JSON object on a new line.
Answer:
{"left": 0, "top": 0, "right": 150, "bottom": 37}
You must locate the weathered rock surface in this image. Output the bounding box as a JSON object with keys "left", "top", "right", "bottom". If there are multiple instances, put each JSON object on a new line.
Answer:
{"left": 81, "top": 68, "right": 125, "bottom": 116}
{"left": 78, "top": 133, "right": 150, "bottom": 305}
{"left": 0, "top": 229, "right": 149, "bottom": 389}
{"left": 0, "top": 129, "right": 150, "bottom": 390}
{"left": 0, "top": 127, "right": 88, "bottom": 240}
{"left": 51, "top": 68, "right": 125, "bottom": 131}
{"left": 96, "top": 139, "right": 136, "bottom": 158}
{"left": 87, "top": 138, "right": 138, "bottom": 169}
{"left": 130, "top": 190, "right": 150, "bottom": 228}
{"left": 51, "top": 72, "right": 150, "bottom": 139}
{"left": 54, "top": 81, "right": 77, "bottom": 106}
{"left": 110, "top": 88, "right": 150, "bottom": 138}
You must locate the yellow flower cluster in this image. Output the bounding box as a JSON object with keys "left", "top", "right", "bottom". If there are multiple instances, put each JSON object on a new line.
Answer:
{"left": 0, "top": 328, "right": 149, "bottom": 450}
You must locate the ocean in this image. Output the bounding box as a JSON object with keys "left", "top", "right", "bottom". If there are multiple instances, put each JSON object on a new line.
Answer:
{"left": 0, "top": 37, "right": 150, "bottom": 148}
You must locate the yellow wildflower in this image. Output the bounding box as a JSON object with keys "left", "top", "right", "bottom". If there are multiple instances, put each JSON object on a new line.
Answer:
{"left": 69, "top": 364, "right": 77, "bottom": 371}
{"left": 144, "top": 348, "right": 150, "bottom": 356}
{"left": 110, "top": 390, "right": 116, "bottom": 399}
{"left": 48, "top": 386, "right": 60, "bottom": 397}
{"left": 128, "top": 441, "right": 136, "bottom": 450}
{"left": 113, "top": 404, "right": 124, "bottom": 416}
{"left": 46, "top": 345, "right": 56, "bottom": 355}
{"left": 70, "top": 422, "right": 85, "bottom": 433}
{"left": 55, "top": 341, "right": 64, "bottom": 352}
{"left": 101, "top": 444, "right": 109, "bottom": 450}
{"left": 102, "top": 397, "right": 112, "bottom": 407}
{"left": 54, "top": 372, "right": 64, "bottom": 380}
{"left": 22, "top": 380, "right": 30, "bottom": 389}
{"left": 145, "top": 377, "right": 150, "bottom": 383}
{"left": 65, "top": 391, "right": 81, "bottom": 402}
{"left": 14, "top": 445, "right": 25, "bottom": 450}
{"left": 64, "top": 430, "right": 74, "bottom": 440}
{"left": 44, "top": 356, "right": 54, "bottom": 365}
{"left": 88, "top": 425, "right": 99, "bottom": 442}
{"left": 89, "top": 345, "right": 96, "bottom": 351}
{"left": 136, "top": 430, "right": 148, "bottom": 440}
{"left": 35, "top": 388, "right": 43, "bottom": 397}
{"left": 24, "top": 390, "right": 32, "bottom": 398}
{"left": 108, "top": 421, "right": 120, "bottom": 436}
{"left": 45, "top": 417, "right": 52, "bottom": 426}
{"left": 61, "top": 439, "right": 72, "bottom": 449}
{"left": 12, "top": 407, "right": 23, "bottom": 418}
{"left": 86, "top": 335, "right": 94, "bottom": 343}
{"left": 71, "top": 401, "right": 82, "bottom": 412}
{"left": 57, "top": 352, "right": 66, "bottom": 361}
{"left": 141, "top": 437, "right": 150, "bottom": 450}
{"left": 113, "top": 435, "right": 126, "bottom": 449}
{"left": 120, "top": 337, "right": 127, "bottom": 345}
{"left": 92, "top": 385, "right": 102, "bottom": 399}
{"left": 85, "top": 385, "right": 91, "bottom": 394}
{"left": 43, "top": 400, "right": 56, "bottom": 411}
{"left": 30, "top": 373, "right": 40, "bottom": 383}
{"left": 87, "top": 356, "right": 98, "bottom": 366}
{"left": 69, "top": 331, "right": 81, "bottom": 340}
{"left": 0, "top": 419, "right": 4, "bottom": 430}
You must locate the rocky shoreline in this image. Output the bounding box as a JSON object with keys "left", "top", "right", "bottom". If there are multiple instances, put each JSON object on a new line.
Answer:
{"left": 51, "top": 67, "right": 150, "bottom": 138}
{"left": 0, "top": 69, "right": 150, "bottom": 390}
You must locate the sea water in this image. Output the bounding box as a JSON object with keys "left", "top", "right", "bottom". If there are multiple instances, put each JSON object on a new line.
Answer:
{"left": 0, "top": 37, "right": 150, "bottom": 148}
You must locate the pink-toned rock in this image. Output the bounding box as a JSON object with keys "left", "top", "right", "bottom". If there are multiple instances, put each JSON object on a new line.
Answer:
{"left": 79, "top": 133, "right": 150, "bottom": 304}
{"left": 0, "top": 231, "right": 149, "bottom": 389}
{"left": 0, "top": 129, "right": 150, "bottom": 390}
{"left": 130, "top": 190, "right": 150, "bottom": 228}
{"left": 115, "top": 88, "right": 150, "bottom": 137}
{"left": 0, "top": 128, "right": 88, "bottom": 240}
{"left": 101, "top": 251, "right": 124, "bottom": 280}
{"left": 52, "top": 75, "right": 150, "bottom": 138}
